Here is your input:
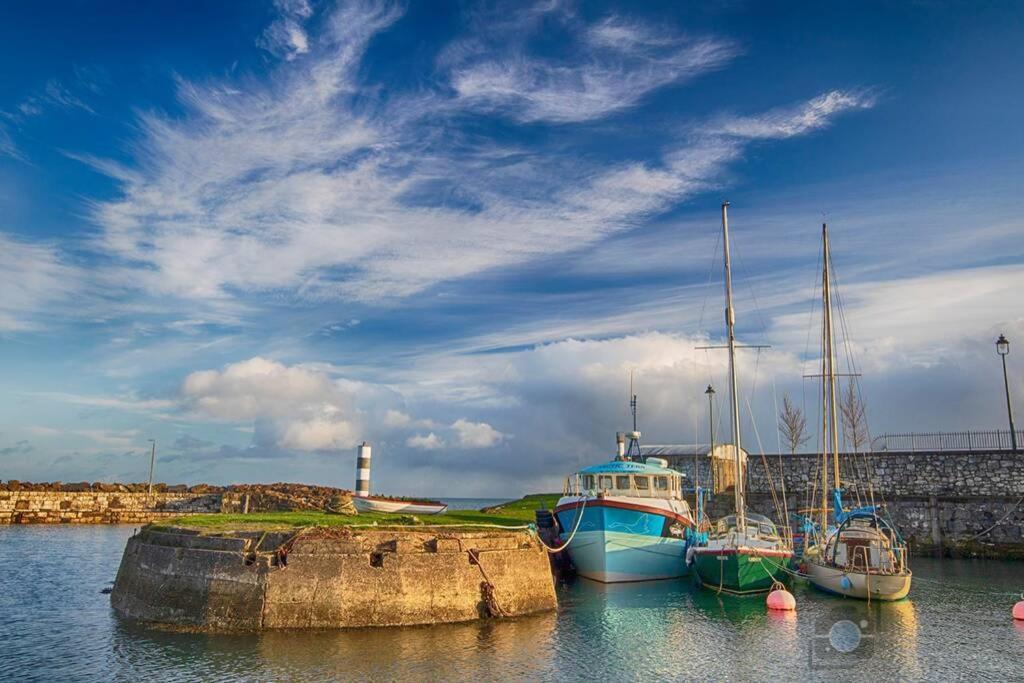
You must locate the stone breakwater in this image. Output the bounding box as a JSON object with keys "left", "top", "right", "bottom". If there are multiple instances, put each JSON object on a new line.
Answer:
{"left": 110, "top": 526, "right": 557, "bottom": 630}
{"left": 0, "top": 491, "right": 222, "bottom": 525}
{"left": 0, "top": 482, "right": 355, "bottom": 524}
{"left": 674, "top": 449, "right": 1024, "bottom": 559}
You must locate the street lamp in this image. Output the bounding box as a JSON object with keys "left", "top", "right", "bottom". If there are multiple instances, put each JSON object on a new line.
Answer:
{"left": 996, "top": 334, "right": 1017, "bottom": 452}
{"left": 147, "top": 439, "right": 157, "bottom": 505}
{"left": 705, "top": 384, "right": 716, "bottom": 458}
{"left": 699, "top": 384, "right": 716, "bottom": 524}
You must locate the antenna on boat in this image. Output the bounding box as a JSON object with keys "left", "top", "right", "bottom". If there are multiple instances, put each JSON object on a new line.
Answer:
{"left": 626, "top": 370, "right": 642, "bottom": 461}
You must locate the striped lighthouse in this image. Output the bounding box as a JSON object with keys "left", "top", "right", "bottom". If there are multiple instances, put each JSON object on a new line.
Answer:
{"left": 355, "top": 442, "right": 371, "bottom": 498}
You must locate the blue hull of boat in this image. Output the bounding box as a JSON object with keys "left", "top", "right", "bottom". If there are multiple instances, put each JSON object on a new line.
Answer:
{"left": 555, "top": 502, "right": 690, "bottom": 582}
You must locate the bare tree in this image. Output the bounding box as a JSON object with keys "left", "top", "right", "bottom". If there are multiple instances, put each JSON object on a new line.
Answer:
{"left": 839, "top": 381, "right": 870, "bottom": 453}
{"left": 778, "top": 394, "right": 809, "bottom": 454}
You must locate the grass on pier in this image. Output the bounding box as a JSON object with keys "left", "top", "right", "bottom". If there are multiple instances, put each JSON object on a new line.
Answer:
{"left": 158, "top": 493, "right": 561, "bottom": 532}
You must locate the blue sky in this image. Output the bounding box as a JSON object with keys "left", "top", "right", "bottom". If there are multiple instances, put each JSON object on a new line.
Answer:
{"left": 1, "top": 0, "right": 1022, "bottom": 496}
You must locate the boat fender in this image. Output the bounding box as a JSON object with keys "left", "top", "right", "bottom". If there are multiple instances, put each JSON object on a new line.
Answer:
{"left": 1014, "top": 599, "right": 1024, "bottom": 621}
{"left": 685, "top": 545, "right": 697, "bottom": 567}
{"left": 766, "top": 589, "right": 796, "bottom": 611}
{"left": 840, "top": 575, "right": 853, "bottom": 590}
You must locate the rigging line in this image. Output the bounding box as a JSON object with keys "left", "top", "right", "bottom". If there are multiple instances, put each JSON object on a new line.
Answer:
{"left": 730, "top": 231, "right": 774, "bottom": 343}
{"left": 828, "top": 247, "right": 884, "bottom": 508}
{"left": 696, "top": 221, "right": 723, "bottom": 336}
{"left": 770, "top": 373, "right": 791, "bottom": 528}
{"left": 743, "top": 393, "right": 786, "bottom": 528}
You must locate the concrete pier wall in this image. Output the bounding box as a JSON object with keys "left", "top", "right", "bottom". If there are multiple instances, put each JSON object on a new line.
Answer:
{"left": 111, "top": 526, "right": 557, "bottom": 630}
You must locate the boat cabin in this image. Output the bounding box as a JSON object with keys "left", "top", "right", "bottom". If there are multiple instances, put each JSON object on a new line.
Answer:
{"left": 707, "top": 513, "right": 782, "bottom": 543}
{"left": 825, "top": 515, "right": 907, "bottom": 574}
{"left": 570, "top": 458, "right": 685, "bottom": 500}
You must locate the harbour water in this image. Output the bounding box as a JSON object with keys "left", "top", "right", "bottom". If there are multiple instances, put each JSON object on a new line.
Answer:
{"left": 1, "top": 524, "right": 1021, "bottom": 682}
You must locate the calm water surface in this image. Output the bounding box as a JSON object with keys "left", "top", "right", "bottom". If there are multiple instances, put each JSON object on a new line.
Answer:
{"left": 1, "top": 524, "right": 1021, "bottom": 682}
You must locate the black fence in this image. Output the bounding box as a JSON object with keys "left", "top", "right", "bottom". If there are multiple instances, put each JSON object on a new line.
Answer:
{"left": 871, "top": 430, "right": 1024, "bottom": 452}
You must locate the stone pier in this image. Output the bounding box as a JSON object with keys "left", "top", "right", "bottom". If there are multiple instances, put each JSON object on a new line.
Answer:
{"left": 110, "top": 525, "right": 557, "bottom": 630}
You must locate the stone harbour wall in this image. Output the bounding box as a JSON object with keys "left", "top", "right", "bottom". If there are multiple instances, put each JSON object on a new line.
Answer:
{"left": 0, "top": 482, "right": 358, "bottom": 524}
{"left": 110, "top": 526, "right": 557, "bottom": 630}
{"left": 0, "top": 491, "right": 222, "bottom": 525}
{"left": 679, "top": 449, "right": 1024, "bottom": 559}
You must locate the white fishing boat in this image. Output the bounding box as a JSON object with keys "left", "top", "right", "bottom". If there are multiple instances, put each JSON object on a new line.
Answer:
{"left": 803, "top": 223, "right": 912, "bottom": 601}
{"left": 554, "top": 392, "right": 697, "bottom": 583}
{"left": 352, "top": 495, "right": 448, "bottom": 515}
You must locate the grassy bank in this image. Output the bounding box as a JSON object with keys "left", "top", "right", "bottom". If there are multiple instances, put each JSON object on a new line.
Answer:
{"left": 157, "top": 493, "right": 561, "bottom": 533}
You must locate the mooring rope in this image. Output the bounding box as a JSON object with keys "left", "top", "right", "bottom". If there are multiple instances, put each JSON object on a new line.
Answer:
{"left": 959, "top": 494, "right": 1024, "bottom": 542}
{"left": 533, "top": 497, "right": 588, "bottom": 554}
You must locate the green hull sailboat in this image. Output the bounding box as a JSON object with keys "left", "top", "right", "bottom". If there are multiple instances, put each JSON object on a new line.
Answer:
{"left": 692, "top": 514, "right": 792, "bottom": 594}
{"left": 690, "top": 202, "right": 793, "bottom": 595}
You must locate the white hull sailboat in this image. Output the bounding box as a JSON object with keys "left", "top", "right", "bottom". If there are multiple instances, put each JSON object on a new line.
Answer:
{"left": 803, "top": 223, "right": 911, "bottom": 601}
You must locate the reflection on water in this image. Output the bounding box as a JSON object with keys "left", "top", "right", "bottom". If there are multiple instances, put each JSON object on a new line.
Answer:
{"left": 1, "top": 525, "right": 1022, "bottom": 681}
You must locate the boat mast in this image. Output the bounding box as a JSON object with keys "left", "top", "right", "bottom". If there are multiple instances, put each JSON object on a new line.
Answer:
{"left": 815, "top": 222, "right": 839, "bottom": 532}
{"left": 721, "top": 202, "right": 745, "bottom": 534}
{"left": 822, "top": 224, "right": 841, "bottom": 493}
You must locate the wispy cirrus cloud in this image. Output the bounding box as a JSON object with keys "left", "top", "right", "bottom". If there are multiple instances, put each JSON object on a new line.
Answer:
{"left": 75, "top": 0, "right": 870, "bottom": 315}
{"left": 259, "top": 0, "right": 315, "bottom": 61}
{"left": 0, "top": 233, "right": 82, "bottom": 331}
{"left": 450, "top": 14, "right": 739, "bottom": 123}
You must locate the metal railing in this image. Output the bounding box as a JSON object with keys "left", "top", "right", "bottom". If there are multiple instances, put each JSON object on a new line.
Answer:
{"left": 871, "top": 430, "right": 1024, "bottom": 452}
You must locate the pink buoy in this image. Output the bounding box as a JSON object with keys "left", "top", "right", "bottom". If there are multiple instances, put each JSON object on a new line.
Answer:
{"left": 1013, "top": 600, "right": 1024, "bottom": 620}
{"left": 767, "top": 588, "right": 796, "bottom": 611}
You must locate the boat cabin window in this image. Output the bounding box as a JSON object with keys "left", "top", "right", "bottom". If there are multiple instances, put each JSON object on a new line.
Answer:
{"left": 616, "top": 476, "right": 630, "bottom": 490}
{"left": 583, "top": 475, "right": 595, "bottom": 490}
{"left": 634, "top": 476, "right": 649, "bottom": 490}
{"left": 598, "top": 475, "right": 613, "bottom": 490}
{"left": 654, "top": 476, "right": 669, "bottom": 491}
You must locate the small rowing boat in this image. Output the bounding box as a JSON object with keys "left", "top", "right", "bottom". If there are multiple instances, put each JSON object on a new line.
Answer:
{"left": 352, "top": 495, "right": 448, "bottom": 515}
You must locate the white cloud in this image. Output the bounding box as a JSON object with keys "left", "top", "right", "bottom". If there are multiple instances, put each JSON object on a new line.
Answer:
{"left": 451, "top": 418, "right": 504, "bottom": 448}
{"left": 68, "top": 0, "right": 869, "bottom": 315}
{"left": 181, "top": 356, "right": 360, "bottom": 451}
{"left": 260, "top": 0, "right": 315, "bottom": 60}
{"left": 75, "top": 428, "right": 142, "bottom": 449}
{"left": 0, "top": 233, "right": 80, "bottom": 331}
{"left": 451, "top": 18, "right": 738, "bottom": 123}
{"left": 406, "top": 432, "right": 445, "bottom": 450}
{"left": 709, "top": 89, "right": 877, "bottom": 139}
{"left": 27, "top": 426, "right": 62, "bottom": 437}
{"left": 383, "top": 409, "right": 412, "bottom": 428}
{"left": 279, "top": 415, "right": 356, "bottom": 450}
{"left": 27, "top": 391, "right": 176, "bottom": 415}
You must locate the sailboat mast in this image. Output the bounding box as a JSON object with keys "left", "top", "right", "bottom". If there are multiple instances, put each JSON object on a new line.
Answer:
{"left": 819, "top": 226, "right": 830, "bottom": 535}
{"left": 822, "top": 224, "right": 841, "bottom": 491}
{"left": 721, "top": 202, "right": 745, "bottom": 533}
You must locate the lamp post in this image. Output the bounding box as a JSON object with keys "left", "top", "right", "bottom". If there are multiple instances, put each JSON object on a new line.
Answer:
{"left": 147, "top": 439, "right": 156, "bottom": 505}
{"left": 701, "top": 384, "right": 715, "bottom": 526}
{"left": 705, "top": 384, "right": 716, "bottom": 458}
{"left": 996, "top": 334, "right": 1018, "bottom": 452}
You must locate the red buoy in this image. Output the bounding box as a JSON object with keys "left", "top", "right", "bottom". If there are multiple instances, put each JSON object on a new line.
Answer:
{"left": 767, "top": 588, "right": 796, "bottom": 611}
{"left": 1013, "top": 600, "right": 1024, "bottom": 620}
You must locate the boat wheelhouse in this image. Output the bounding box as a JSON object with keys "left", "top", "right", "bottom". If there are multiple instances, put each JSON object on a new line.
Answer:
{"left": 554, "top": 456, "right": 696, "bottom": 583}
